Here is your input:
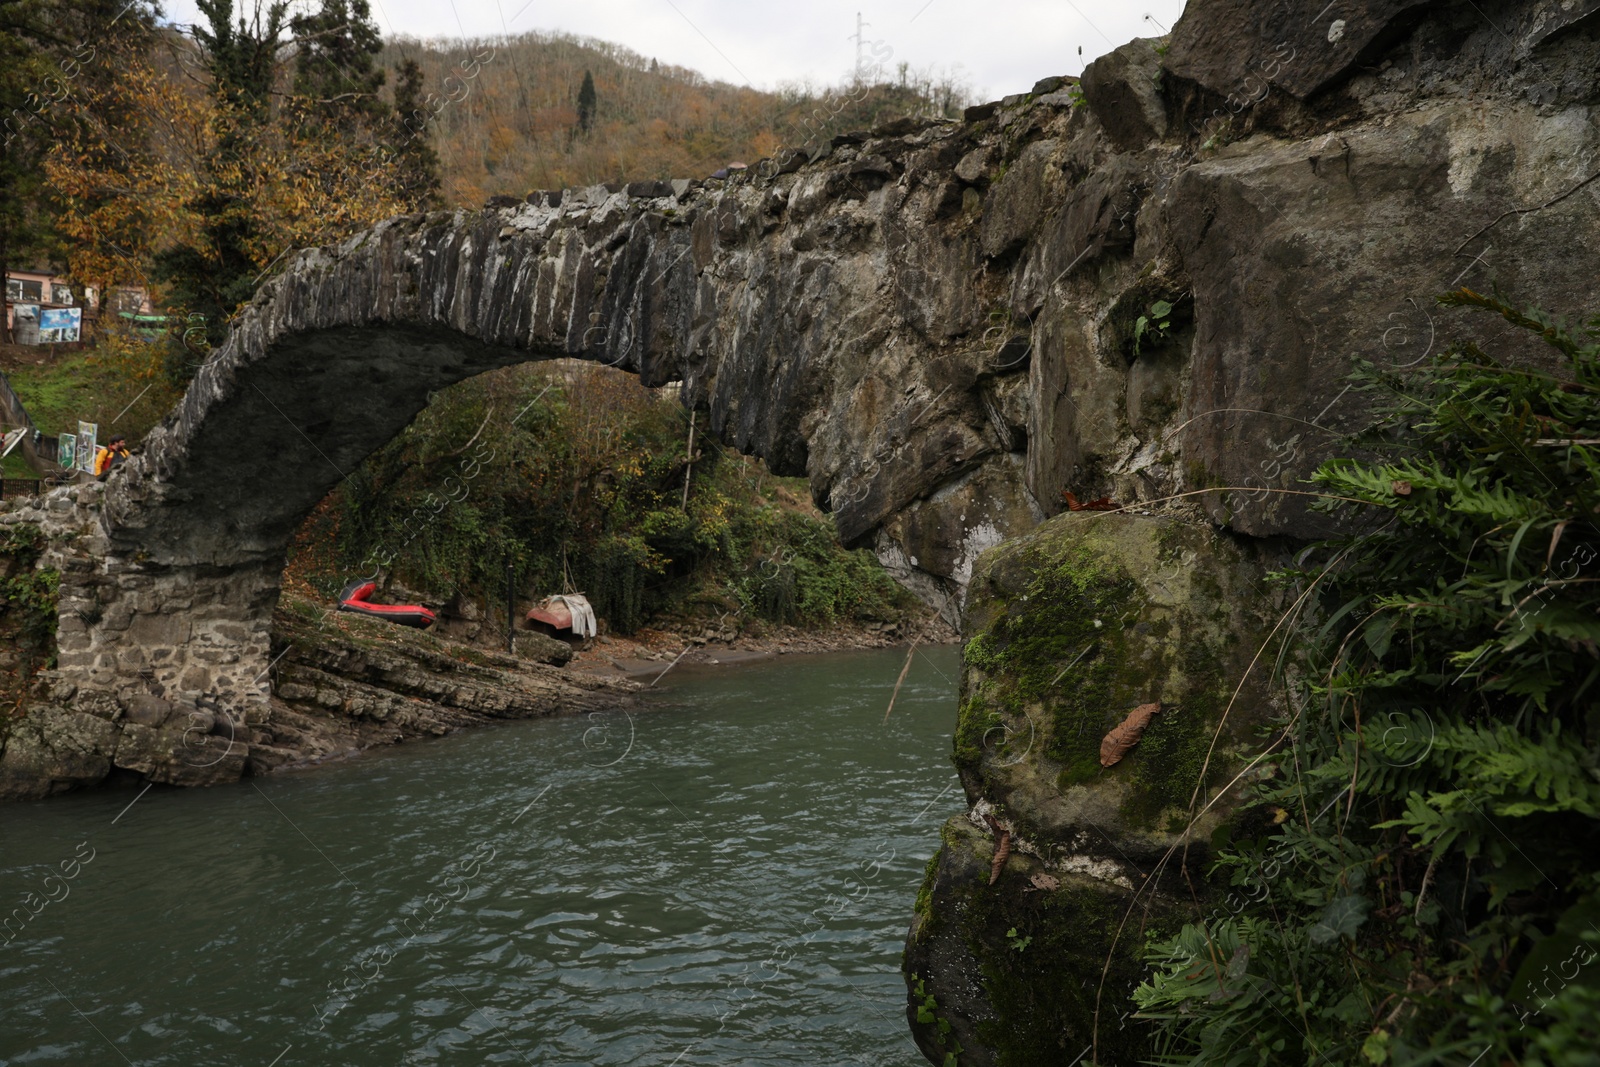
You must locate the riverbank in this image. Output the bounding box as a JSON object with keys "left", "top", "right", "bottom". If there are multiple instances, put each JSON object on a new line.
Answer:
{"left": 566, "top": 611, "right": 960, "bottom": 683}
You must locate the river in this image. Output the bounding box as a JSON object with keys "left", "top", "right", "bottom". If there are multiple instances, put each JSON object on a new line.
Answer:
{"left": 0, "top": 644, "right": 962, "bottom": 1066}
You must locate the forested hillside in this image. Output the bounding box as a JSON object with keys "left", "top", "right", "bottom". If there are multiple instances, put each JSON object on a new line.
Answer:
{"left": 380, "top": 30, "right": 973, "bottom": 204}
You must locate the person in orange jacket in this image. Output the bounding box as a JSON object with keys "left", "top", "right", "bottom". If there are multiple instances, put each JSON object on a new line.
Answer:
{"left": 93, "top": 435, "right": 129, "bottom": 480}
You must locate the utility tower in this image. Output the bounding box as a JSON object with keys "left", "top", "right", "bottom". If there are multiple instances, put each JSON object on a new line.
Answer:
{"left": 850, "top": 11, "right": 869, "bottom": 82}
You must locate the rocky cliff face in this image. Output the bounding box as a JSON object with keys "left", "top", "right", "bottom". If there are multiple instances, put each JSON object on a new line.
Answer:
{"left": 902, "top": 1, "right": 1600, "bottom": 1063}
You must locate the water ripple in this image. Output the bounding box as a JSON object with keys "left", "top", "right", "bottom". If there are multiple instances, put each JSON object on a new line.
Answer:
{"left": 0, "top": 646, "right": 961, "bottom": 1067}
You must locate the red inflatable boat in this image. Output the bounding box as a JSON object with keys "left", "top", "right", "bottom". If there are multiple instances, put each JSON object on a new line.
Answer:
{"left": 337, "top": 581, "right": 437, "bottom": 629}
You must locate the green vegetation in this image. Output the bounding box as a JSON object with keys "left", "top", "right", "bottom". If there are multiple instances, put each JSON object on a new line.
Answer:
{"left": 959, "top": 539, "right": 1142, "bottom": 788}
{"left": 0, "top": 329, "right": 181, "bottom": 478}
{"left": 284, "top": 362, "right": 917, "bottom": 635}
{"left": 0, "top": 523, "right": 59, "bottom": 717}
{"left": 1132, "top": 299, "right": 1174, "bottom": 358}
{"left": 910, "top": 972, "right": 963, "bottom": 1067}
{"left": 1135, "top": 291, "right": 1600, "bottom": 1065}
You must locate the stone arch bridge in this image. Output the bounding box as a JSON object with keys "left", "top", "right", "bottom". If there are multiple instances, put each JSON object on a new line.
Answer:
{"left": 4, "top": 0, "right": 1599, "bottom": 798}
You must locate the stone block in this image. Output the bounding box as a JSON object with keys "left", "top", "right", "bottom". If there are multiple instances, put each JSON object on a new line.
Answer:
{"left": 126, "top": 612, "right": 192, "bottom": 645}
{"left": 625, "top": 180, "right": 672, "bottom": 199}
{"left": 113, "top": 722, "right": 247, "bottom": 787}
{"left": 124, "top": 694, "right": 176, "bottom": 727}
{"left": 1163, "top": 0, "right": 1431, "bottom": 101}
{"left": 0, "top": 711, "right": 115, "bottom": 800}
{"left": 954, "top": 147, "right": 991, "bottom": 185}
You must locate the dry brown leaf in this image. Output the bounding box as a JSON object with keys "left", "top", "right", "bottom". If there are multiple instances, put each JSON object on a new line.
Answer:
{"left": 990, "top": 830, "right": 1011, "bottom": 885}
{"left": 1063, "top": 490, "right": 1121, "bottom": 511}
{"left": 1100, "top": 702, "right": 1161, "bottom": 767}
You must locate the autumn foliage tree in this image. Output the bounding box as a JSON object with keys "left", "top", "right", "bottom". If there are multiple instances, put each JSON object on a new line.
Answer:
{"left": 44, "top": 34, "right": 205, "bottom": 307}
{"left": 132, "top": 0, "right": 446, "bottom": 380}
{"left": 2, "top": 0, "right": 162, "bottom": 339}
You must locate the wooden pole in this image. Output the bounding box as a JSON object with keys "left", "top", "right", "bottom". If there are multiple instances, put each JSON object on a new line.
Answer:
{"left": 681, "top": 410, "right": 697, "bottom": 510}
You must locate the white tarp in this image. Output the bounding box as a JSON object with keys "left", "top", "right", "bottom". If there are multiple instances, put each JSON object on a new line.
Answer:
{"left": 547, "top": 594, "right": 597, "bottom": 638}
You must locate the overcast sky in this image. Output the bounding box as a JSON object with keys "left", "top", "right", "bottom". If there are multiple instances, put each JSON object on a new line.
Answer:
{"left": 156, "top": 0, "right": 1191, "bottom": 101}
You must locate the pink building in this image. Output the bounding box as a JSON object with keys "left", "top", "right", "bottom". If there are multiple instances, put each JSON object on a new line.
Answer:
{"left": 4, "top": 269, "right": 152, "bottom": 344}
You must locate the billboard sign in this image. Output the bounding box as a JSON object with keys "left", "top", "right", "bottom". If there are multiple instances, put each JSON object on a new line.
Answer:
{"left": 77, "top": 421, "right": 97, "bottom": 474}
{"left": 39, "top": 307, "right": 82, "bottom": 343}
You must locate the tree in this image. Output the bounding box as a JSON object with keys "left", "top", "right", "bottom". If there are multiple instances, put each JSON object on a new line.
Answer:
{"left": 192, "top": 0, "right": 288, "bottom": 116}
{"left": 0, "top": 3, "right": 56, "bottom": 342}
{"left": 45, "top": 40, "right": 205, "bottom": 306}
{"left": 153, "top": 0, "right": 288, "bottom": 371}
{"left": 0, "top": 0, "right": 158, "bottom": 340}
{"left": 390, "top": 57, "right": 441, "bottom": 211}
{"left": 289, "top": 0, "right": 385, "bottom": 131}
{"left": 42, "top": 1, "right": 171, "bottom": 305}
{"left": 576, "top": 69, "right": 596, "bottom": 135}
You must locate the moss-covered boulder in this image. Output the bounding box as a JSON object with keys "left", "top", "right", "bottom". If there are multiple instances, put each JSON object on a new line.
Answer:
{"left": 904, "top": 512, "right": 1286, "bottom": 1065}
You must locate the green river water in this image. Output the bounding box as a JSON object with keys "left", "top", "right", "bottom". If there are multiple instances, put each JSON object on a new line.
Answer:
{"left": 0, "top": 644, "right": 962, "bottom": 1066}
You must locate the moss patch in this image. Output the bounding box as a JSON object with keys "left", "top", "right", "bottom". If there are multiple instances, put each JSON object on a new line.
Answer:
{"left": 913, "top": 849, "right": 943, "bottom": 933}
{"left": 959, "top": 540, "right": 1144, "bottom": 783}
{"left": 966, "top": 870, "right": 1178, "bottom": 1066}
{"left": 1122, "top": 616, "right": 1229, "bottom": 824}
{"left": 957, "top": 513, "right": 1278, "bottom": 837}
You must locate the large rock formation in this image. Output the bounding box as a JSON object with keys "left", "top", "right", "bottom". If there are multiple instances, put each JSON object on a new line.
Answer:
{"left": 903, "top": 0, "right": 1600, "bottom": 1063}
{"left": 904, "top": 512, "right": 1283, "bottom": 1065}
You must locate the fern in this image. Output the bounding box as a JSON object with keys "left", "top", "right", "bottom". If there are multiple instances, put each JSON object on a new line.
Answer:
{"left": 1141, "top": 292, "right": 1600, "bottom": 1065}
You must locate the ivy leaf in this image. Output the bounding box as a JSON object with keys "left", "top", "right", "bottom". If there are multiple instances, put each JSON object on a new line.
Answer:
{"left": 1363, "top": 614, "right": 1398, "bottom": 659}
{"left": 1307, "top": 894, "right": 1370, "bottom": 945}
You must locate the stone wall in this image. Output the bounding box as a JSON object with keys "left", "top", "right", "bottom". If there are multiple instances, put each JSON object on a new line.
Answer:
{"left": 0, "top": 483, "right": 633, "bottom": 799}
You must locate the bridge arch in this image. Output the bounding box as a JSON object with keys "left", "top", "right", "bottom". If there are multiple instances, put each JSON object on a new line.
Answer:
{"left": 27, "top": 146, "right": 1044, "bottom": 797}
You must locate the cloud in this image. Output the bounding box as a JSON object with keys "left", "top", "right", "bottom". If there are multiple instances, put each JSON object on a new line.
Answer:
{"left": 158, "top": 0, "right": 1189, "bottom": 101}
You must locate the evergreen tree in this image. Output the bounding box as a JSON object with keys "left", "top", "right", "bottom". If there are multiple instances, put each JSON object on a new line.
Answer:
{"left": 153, "top": 0, "right": 288, "bottom": 380}
{"left": 390, "top": 58, "right": 442, "bottom": 211}
{"left": 576, "top": 69, "right": 596, "bottom": 134}
{"left": 289, "top": 0, "right": 386, "bottom": 131}
{"left": 193, "top": 0, "right": 288, "bottom": 116}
